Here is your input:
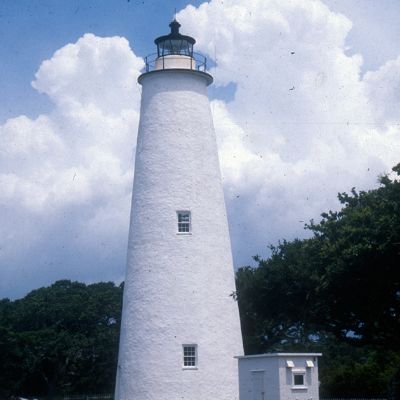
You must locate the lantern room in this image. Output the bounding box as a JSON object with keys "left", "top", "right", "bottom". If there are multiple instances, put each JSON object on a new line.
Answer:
{"left": 155, "top": 19, "right": 195, "bottom": 57}
{"left": 144, "top": 19, "right": 207, "bottom": 72}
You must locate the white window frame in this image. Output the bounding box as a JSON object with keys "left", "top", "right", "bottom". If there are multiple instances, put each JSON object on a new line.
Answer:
{"left": 177, "top": 211, "right": 191, "bottom": 234}
{"left": 182, "top": 344, "right": 198, "bottom": 369}
{"left": 292, "top": 368, "right": 307, "bottom": 389}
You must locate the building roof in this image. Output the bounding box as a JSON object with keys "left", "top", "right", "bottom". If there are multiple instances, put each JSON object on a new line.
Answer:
{"left": 235, "top": 352, "right": 322, "bottom": 359}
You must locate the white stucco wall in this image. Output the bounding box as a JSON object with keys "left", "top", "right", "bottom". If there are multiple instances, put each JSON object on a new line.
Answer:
{"left": 237, "top": 353, "right": 321, "bottom": 400}
{"left": 238, "top": 356, "right": 280, "bottom": 400}
{"left": 115, "top": 68, "right": 244, "bottom": 400}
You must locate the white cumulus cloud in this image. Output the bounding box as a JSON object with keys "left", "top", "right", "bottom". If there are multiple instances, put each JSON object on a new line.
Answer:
{"left": 0, "top": 34, "right": 144, "bottom": 298}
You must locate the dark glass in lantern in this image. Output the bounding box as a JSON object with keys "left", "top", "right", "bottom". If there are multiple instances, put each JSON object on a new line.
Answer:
{"left": 155, "top": 19, "right": 195, "bottom": 58}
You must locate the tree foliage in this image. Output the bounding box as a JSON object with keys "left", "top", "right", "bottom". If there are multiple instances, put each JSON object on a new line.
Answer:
{"left": 0, "top": 280, "right": 123, "bottom": 398}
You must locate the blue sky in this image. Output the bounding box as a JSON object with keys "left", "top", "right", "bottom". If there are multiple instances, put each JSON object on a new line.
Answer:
{"left": 2, "top": 0, "right": 400, "bottom": 123}
{"left": 0, "top": 0, "right": 204, "bottom": 122}
{"left": 1, "top": 0, "right": 400, "bottom": 299}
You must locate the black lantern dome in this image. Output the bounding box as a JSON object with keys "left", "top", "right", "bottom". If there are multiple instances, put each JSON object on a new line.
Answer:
{"left": 154, "top": 19, "right": 195, "bottom": 57}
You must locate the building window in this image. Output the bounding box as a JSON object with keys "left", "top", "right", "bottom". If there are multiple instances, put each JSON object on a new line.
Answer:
{"left": 293, "top": 374, "right": 304, "bottom": 386}
{"left": 177, "top": 211, "right": 191, "bottom": 233}
{"left": 292, "top": 370, "right": 306, "bottom": 388}
{"left": 183, "top": 344, "right": 197, "bottom": 367}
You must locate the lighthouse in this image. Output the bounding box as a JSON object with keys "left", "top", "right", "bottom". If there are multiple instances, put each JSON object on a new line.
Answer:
{"left": 115, "top": 19, "right": 244, "bottom": 400}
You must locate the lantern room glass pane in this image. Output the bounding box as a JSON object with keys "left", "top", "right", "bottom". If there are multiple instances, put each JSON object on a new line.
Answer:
{"left": 158, "top": 40, "right": 193, "bottom": 56}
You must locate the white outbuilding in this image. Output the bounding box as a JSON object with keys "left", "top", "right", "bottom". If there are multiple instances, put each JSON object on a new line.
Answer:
{"left": 236, "top": 353, "right": 322, "bottom": 400}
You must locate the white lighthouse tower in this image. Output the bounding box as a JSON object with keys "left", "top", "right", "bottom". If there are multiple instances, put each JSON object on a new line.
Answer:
{"left": 115, "top": 20, "right": 244, "bottom": 400}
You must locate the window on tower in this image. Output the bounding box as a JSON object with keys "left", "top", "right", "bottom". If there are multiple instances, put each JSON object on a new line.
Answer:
{"left": 177, "top": 211, "right": 191, "bottom": 233}
{"left": 183, "top": 344, "right": 197, "bottom": 368}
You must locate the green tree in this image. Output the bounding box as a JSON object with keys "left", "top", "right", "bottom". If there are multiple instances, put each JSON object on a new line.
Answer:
{"left": 307, "top": 167, "right": 400, "bottom": 347}
{"left": 0, "top": 280, "right": 123, "bottom": 397}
